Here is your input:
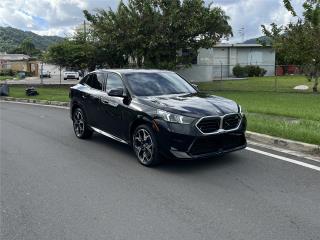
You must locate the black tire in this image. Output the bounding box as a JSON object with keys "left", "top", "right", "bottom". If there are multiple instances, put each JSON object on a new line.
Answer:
{"left": 77, "top": 77, "right": 79, "bottom": 80}
{"left": 64, "top": 78, "right": 67, "bottom": 80}
{"left": 72, "top": 108, "right": 93, "bottom": 139}
{"left": 132, "top": 124, "right": 161, "bottom": 166}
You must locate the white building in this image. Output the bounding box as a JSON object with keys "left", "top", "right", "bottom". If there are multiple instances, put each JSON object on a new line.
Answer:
{"left": 177, "top": 44, "right": 276, "bottom": 82}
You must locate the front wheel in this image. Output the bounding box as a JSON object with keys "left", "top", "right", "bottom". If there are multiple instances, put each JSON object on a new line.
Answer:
{"left": 132, "top": 124, "right": 161, "bottom": 166}
{"left": 72, "top": 108, "right": 93, "bottom": 139}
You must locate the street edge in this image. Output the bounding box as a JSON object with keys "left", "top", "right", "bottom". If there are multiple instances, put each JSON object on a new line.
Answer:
{"left": 1, "top": 96, "right": 70, "bottom": 107}
{"left": 246, "top": 131, "right": 320, "bottom": 156}
{"left": 1, "top": 96, "right": 319, "bottom": 156}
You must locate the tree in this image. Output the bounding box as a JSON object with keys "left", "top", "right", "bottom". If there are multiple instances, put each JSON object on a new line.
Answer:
{"left": 83, "top": 0, "right": 232, "bottom": 69}
{"left": 46, "top": 39, "right": 93, "bottom": 72}
{"left": 45, "top": 25, "right": 127, "bottom": 73}
{"left": 9, "top": 37, "right": 41, "bottom": 57}
{"left": 45, "top": 41, "right": 70, "bottom": 83}
{"left": 262, "top": 0, "right": 320, "bottom": 92}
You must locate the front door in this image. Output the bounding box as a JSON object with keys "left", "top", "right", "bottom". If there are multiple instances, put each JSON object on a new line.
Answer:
{"left": 97, "top": 72, "right": 127, "bottom": 139}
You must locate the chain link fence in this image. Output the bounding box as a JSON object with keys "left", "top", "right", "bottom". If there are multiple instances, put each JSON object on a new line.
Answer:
{"left": 1, "top": 60, "right": 317, "bottom": 92}
{"left": 177, "top": 64, "right": 315, "bottom": 93}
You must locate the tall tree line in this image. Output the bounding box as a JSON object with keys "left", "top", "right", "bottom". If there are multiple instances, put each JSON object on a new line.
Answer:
{"left": 46, "top": 0, "right": 232, "bottom": 70}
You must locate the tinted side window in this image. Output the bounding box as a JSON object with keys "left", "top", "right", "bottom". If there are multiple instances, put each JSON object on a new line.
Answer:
{"left": 97, "top": 73, "right": 106, "bottom": 91}
{"left": 87, "top": 74, "right": 102, "bottom": 90}
{"left": 80, "top": 75, "right": 90, "bottom": 85}
{"left": 107, "top": 73, "right": 123, "bottom": 90}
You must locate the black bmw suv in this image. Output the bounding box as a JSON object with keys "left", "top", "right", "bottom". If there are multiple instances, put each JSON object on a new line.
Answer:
{"left": 70, "top": 69, "right": 246, "bottom": 166}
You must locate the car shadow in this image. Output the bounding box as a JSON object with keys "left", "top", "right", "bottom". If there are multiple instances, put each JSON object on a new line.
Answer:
{"left": 89, "top": 133, "right": 241, "bottom": 173}
{"left": 157, "top": 153, "right": 240, "bottom": 174}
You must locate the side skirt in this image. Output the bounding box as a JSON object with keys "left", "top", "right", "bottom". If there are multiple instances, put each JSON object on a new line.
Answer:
{"left": 90, "top": 126, "right": 128, "bottom": 145}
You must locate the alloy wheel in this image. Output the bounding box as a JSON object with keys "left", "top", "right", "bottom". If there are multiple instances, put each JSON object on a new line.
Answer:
{"left": 133, "top": 128, "right": 154, "bottom": 165}
{"left": 73, "top": 110, "right": 85, "bottom": 137}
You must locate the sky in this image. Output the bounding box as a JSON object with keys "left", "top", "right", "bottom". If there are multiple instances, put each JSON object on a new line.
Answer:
{"left": 0, "top": 0, "right": 304, "bottom": 43}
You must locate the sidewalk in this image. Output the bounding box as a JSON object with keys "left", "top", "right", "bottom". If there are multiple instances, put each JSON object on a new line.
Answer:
{"left": 4, "top": 75, "right": 80, "bottom": 85}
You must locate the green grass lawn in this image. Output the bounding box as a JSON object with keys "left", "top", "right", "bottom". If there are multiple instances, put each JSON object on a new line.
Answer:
{"left": 0, "top": 76, "right": 15, "bottom": 81}
{"left": 213, "top": 92, "right": 320, "bottom": 145}
{"left": 198, "top": 76, "right": 320, "bottom": 145}
{"left": 198, "top": 75, "right": 315, "bottom": 92}
{"left": 5, "top": 82, "right": 320, "bottom": 145}
{"left": 7, "top": 85, "right": 70, "bottom": 102}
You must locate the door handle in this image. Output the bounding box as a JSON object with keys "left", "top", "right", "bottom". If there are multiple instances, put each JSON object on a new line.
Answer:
{"left": 91, "top": 95, "right": 100, "bottom": 100}
{"left": 82, "top": 94, "right": 88, "bottom": 99}
{"left": 101, "top": 98, "right": 109, "bottom": 104}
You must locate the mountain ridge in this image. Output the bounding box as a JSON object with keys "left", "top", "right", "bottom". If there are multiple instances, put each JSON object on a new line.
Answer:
{"left": 242, "top": 36, "right": 270, "bottom": 44}
{"left": 0, "top": 26, "right": 64, "bottom": 52}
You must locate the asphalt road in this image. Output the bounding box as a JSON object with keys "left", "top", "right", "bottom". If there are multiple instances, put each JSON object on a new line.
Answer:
{"left": 1, "top": 102, "right": 319, "bottom": 240}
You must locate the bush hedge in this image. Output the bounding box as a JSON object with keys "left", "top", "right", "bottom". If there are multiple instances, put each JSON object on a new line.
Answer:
{"left": 233, "top": 64, "right": 267, "bottom": 78}
{"left": 0, "top": 69, "right": 16, "bottom": 76}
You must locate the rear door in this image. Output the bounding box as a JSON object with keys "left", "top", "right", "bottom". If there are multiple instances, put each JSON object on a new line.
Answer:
{"left": 82, "top": 73, "right": 105, "bottom": 127}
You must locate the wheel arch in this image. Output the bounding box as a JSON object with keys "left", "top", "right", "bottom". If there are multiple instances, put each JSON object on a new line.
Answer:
{"left": 129, "top": 116, "right": 152, "bottom": 145}
{"left": 71, "top": 101, "right": 86, "bottom": 119}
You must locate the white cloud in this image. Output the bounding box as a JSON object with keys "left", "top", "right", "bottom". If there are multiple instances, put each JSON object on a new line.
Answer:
{"left": 0, "top": 0, "right": 304, "bottom": 40}
{"left": 0, "top": 0, "right": 120, "bottom": 35}
{"left": 213, "top": 0, "right": 304, "bottom": 43}
{"left": 0, "top": 0, "right": 34, "bottom": 29}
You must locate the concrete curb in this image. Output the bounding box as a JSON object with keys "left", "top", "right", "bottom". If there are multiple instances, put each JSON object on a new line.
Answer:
{"left": 0, "top": 96, "right": 70, "bottom": 107}
{"left": 1, "top": 97, "right": 319, "bottom": 156}
{"left": 246, "top": 131, "right": 320, "bottom": 155}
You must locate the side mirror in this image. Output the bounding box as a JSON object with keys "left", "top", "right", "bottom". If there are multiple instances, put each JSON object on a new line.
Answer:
{"left": 191, "top": 83, "right": 199, "bottom": 91}
{"left": 108, "top": 87, "right": 124, "bottom": 97}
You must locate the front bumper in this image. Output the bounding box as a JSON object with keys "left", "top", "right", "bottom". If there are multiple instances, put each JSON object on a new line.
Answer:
{"left": 65, "top": 75, "right": 78, "bottom": 79}
{"left": 154, "top": 115, "right": 247, "bottom": 160}
{"left": 169, "top": 132, "right": 247, "bottom": 159}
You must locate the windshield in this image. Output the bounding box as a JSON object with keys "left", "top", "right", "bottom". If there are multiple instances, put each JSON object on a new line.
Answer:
{"left": 124, "top": 72, "right": 197, "bottom": 96}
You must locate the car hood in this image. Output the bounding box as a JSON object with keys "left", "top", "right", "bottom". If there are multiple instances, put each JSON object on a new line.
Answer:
{"left": 137, "top": 92, "right": 239, "bottom": 118}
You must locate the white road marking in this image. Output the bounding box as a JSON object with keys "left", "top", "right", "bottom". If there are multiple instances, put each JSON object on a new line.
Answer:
{"left": 0, "top": 100, "right": 69, "bottom": 109}
{"left": 246, "top": 147, "right": 320, "bottom": 172}
{"left": 248, "top": 140, "right": 320, "bottom": 163}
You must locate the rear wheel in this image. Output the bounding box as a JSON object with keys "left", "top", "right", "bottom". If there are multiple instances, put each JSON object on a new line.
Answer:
{"left": 72, "top": 108, "right": 93, "bottom": 139}
{"left": 132, "top": 124, "right": 161, "bottom": 166}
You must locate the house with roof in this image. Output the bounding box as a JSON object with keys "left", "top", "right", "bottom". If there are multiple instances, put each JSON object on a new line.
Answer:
{"left": 177, "top": 43, "right": 276, "bottom": 82}
{"left": 0, "top": 53, "right": 39, "bottom": 76}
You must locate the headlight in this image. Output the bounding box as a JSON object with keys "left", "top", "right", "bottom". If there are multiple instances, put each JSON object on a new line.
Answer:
{"left": 238, "top": 105, "right": 246, "bottom": 116}
{"left": 156, "top": 109, "right": 195, "bottom": 124}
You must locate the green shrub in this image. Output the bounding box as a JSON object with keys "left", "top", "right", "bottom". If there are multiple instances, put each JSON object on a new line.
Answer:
{"left": 0, "top": 69, "right": 16, "bottom": 76}
{"left": 24, "top": 71, "right": 32, "bottom": 77}
{"left": 247, "top": 66, "right": 257, "bottom": 77}
{"left": 233, "top": 65, "right": 267, "bottom": 77}
{"left": 233, "top": 64, "right": 247, "bottom": 77}
{"left": 260, "top": 68, "right": 267, "bottom": 76}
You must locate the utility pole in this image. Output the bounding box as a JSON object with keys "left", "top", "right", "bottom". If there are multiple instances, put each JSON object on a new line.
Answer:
{"left": 40, "top": 61, "right": 43, "bottom": 85}
{"left": 84, "top": 20, "right": 87, "bottom": 73}
{"left": 84, "top": 20, "right": 86, "bottom": 42}
{"left": 59, "top": 66, "right": 62, "bottom": 86}
{"left": 238, "top": 26, "right": 245, "bottom": 43}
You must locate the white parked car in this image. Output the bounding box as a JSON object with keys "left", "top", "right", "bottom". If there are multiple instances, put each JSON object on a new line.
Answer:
{"left": 64, "top": 71, "right": 80, "bottom": 80}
